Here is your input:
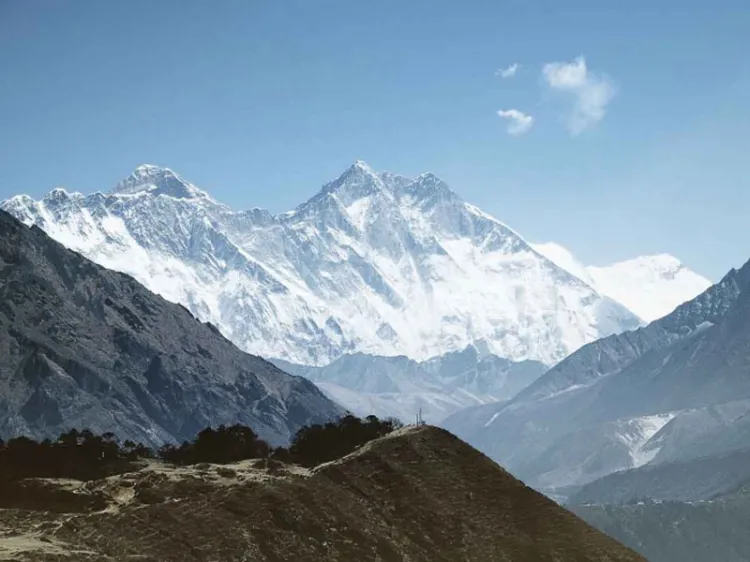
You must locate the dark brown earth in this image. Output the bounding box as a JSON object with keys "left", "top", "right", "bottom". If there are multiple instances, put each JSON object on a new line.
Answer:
{"left": 0, "top": 426, "right": 645, "bottom": 561}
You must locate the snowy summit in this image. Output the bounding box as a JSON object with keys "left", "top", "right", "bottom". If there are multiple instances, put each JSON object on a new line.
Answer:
{"left": 112, "top": 164, "right": 211, "bottom": 200}
{"left": 532, "top": 243, "right": 711, "bottom": 322}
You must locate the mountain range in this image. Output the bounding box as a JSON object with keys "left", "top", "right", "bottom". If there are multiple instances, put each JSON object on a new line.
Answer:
{"left": 1, "top": 162, "right": 716, "bottom": 433}
{"left": 0, "top": 210, "right": 341, "bottom": 447}
{"left": 444, "top": 256, "right": 750, "bottom": 499}
{"left": 273, "top": 347, "right": 547, "bottom": 424}
{"left": 2, "top": 161, "right": 692, "bottom": 371}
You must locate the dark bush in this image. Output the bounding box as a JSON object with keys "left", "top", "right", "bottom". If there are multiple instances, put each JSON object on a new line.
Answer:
{"left": 287, "top": 413, "right": 403, "bottom": 468}
{"left": 0, "top": 414, "right": 403, "bottom": 480}
{"left": 0, "top": 479, "right": 107, "bottom": 512}
{"left": 270, "top": 446, "right": 292, "bottom": 463}
{"left": 0, "top": 430, "right": 150, "bottom": 482}
{"left": 157, "top": 424, "right": 271, "bottom": 465}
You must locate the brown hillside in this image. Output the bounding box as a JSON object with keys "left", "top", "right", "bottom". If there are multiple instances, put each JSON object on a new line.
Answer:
{"left": 0, "top": 426, "right": 644, "bottom": 561}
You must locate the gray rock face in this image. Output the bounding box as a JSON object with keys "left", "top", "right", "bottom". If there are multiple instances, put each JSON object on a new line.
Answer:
{"left": 0, "top": 211, "right": 343, "bottom": 447}
{"left": 443, "top": 258, "right": 750, "bottom": 498}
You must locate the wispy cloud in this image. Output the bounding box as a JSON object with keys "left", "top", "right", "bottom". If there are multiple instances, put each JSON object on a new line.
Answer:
{"left": 541, "top": 56, "right": 615, "bottom": 134}
{"left": 497, "top": 109, "right": 534, "bottom": 135}
{"left": 496, "top": 63, "right": 520, "bottom": 79}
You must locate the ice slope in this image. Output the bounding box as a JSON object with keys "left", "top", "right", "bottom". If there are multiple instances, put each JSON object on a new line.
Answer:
{"left": 532, "top": 243, "right": 711, "bottom": 322}
{"left": 531, "top": 242, "right": 596, "bottom": 288}
{"left": 2, "top": 162, "right": 641, "bottom": 366}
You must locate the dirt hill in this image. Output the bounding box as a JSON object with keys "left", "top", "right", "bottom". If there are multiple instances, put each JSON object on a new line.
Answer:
{"left": 0, "top": 426, "right": 644, "bottom": 561}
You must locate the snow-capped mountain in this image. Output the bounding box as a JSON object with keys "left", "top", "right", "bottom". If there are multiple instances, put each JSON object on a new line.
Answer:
{"left": 2, "top": 162, "right": 642, "bottom": 366}
{"left": 587, "top": 255, "right": 712, "bottom": 322}
{"left": 532, "top": 242, "right": 711, "bottom": 322}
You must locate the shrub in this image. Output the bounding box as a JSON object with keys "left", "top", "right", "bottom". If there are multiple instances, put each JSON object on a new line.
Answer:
{"left": 0, "top": 414, "right": 403, "bottom": 479}
{"left": 157, "top": 424, "right": 271, "bottom": 465}
{"left": 0, "top": 430, "right": 150, "bottom": 482}
{"left": 287, "top": 413, "right": 402, "bottom": 468}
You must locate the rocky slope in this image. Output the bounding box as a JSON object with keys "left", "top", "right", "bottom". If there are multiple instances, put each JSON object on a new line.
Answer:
{"left": 0, "top": 210, "right": 342, "bottom": 447}
{"left": 2, "top": 162, "right": 642, "bottom": 367}
{"left": 0, "top": 425, "right": 645, "bottom": 562}
{"left": 443, "top": 257, "right": 750, "bottom": 498}
{"left": 274, "top": 346, "right": 546, "bottom": 423}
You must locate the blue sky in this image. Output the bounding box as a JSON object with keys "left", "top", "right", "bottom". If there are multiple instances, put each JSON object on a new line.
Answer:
{"left": 1, "top": 0, "right": 749, "bottom": 280}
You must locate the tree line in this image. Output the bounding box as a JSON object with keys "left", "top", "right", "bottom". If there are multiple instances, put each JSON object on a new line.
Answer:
{"left": 0, "top": 414, "right": 403, "bottom": 482}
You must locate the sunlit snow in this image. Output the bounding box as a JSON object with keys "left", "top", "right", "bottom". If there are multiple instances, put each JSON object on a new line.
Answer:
{"left": 2, "top": 162, "right": 644, "bottom": 367}
{"left": 533, "top": 242, "right": 711, "bottom": 322}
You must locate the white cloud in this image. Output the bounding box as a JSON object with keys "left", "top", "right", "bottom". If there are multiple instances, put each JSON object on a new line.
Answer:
{"left": 496, "top": 63, "right": 520, "bottom": 78}
{"left": 497, "top": 109, "right": 534, "bottom": 135}
{"left": 542, "top": 56, "right": 615, "bottom": 134}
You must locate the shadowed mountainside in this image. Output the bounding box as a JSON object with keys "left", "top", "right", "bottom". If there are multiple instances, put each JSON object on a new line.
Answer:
{"left": 0, "top": 210, "right": 342, "bottom": 447}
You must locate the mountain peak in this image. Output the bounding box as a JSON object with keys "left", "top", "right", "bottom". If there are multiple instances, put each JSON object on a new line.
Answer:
{"left": 405, "top": 172, "right": 457, "bottom": 201}
{"left": 112, "top": 165, "right": 208, "bottom": 200}
{"left": 587, "top": 254, "right": 711, "bottom": 322}
{"left": 135, "top": 163, "right": 169, "bottom": 175}
{"left": 531, "top": 242, "right": 713, "bottom": 322}
{"left": 301, "top": 162, "right": 463, "bottom": 217}
{"left": 352, "top": 159, "right": 374, "bottom": 173}
{"left": 337, "top": 160, "right": 379, "bottom": 184}
{"left": 304, "top": 160, "right": 386, "bottom": 209}
{"left": 42, "top": 187, "right": 74, "bottom": 205}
